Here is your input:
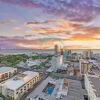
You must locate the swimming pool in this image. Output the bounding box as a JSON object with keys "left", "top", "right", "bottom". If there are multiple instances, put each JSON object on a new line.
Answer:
{"left": 43, "top": 83, "right": 55, "bottom": 95}
{"left": 47, "top": 86, "right": 54, "bottom": 95}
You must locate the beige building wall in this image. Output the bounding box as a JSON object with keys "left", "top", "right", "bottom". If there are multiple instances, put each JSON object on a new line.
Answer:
{"left": 0, "top": 68, "right": 17, "bottom": 82}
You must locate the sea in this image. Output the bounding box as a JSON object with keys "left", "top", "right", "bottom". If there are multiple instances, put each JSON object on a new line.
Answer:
{"left": 0, "top": 49, "right": 100, "bottom": 55}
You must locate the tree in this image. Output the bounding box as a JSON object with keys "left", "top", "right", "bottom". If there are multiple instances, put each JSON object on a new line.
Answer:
{"left": 6, "top": 96, "right": 14, "bottom": 100}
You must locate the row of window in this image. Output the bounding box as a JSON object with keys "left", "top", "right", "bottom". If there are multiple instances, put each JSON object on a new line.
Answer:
{"left": 0, "top": 70, "right": 17, "bottom": 79}
{"left": 16, "top": 76, "right": 39, "bottom": 95}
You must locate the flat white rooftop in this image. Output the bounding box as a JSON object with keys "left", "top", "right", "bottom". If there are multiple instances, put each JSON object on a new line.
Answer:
{"left": 0, "top": 67, "right": 16, "bottom": 74}
{"left": 1, "top": 71, "right": 39, "bottom": 90}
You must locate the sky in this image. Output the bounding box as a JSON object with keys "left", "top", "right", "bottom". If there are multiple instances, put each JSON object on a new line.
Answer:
{"left": 0, "top": 0, "right": 100, "bottom": 49}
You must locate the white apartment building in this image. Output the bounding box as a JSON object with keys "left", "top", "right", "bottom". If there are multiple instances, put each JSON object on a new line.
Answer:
{"left": 0, "top": 71, "right": 39, "bottom": 100}
{"left": 0, "top": 67, "right": 17, "bottom": 81}
{"left": 85, "top": 74, "right": 100, "bottom": 100}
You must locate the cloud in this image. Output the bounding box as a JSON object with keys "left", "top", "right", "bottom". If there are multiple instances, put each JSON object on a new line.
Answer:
{"left": 16, "top": 38, "right": 62, "bottom": 49}
{"left": 25, "top": 19, "right": 100, "bottom": 42}
{"left": 26, "top": 19, "right": 83, "bottom": 35}
{"left": 0, "top": 19, "right": 16, "bottom": 25}
{"left": 11, "top": 38, "right": 100, "bottom": 49}
{"left": 86, "top": 15, "right": 100, "bottom": 27}
{"left": 1, "top": 0, "right": 100, "bottom": 22}
{"left": 0, "top": 0, "right": 37, "bottom": 8}
{"left": 0, "top": 35, "right": 100, "bottom": 49}
{"left": 13, "top": 26, "right": 21, "bottom": 31}
{"left": 0, "top": 0, "right": 100, "bottom": 49}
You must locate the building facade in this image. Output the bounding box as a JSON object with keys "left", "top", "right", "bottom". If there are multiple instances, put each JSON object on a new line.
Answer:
{"left": 79, "top": 59, "right": 90, "bottom": 75}
{"left": 0, "top": 71, "right": 39, "bottom": 100}
{"left": 0, "top": 67, "right": 17, "bottom": 82}
{"left": 85, "top": 74, "right": 100, "bottom": 100}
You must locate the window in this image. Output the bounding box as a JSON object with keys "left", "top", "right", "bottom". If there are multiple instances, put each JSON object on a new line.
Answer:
{"left": 16, "top": 92, "right": 18, "bottom": 94}
{"left": 30, "top": 82, "right": 32, "bottom": 86}
{"left": 24, "top": 86, "right": 26, "bottom": 90}
{"left": 5, "top": 73, "right": 8, "bottom": 78}
{"left": 20, "top": 89, "right": 23, "bottom": 93}
{"left": 1, "top": 74, "right": 5, "bottom": 79}
{"left": 27, "top": 84, "right": 29, "bottom": 88}
{"left": 33, "top": 80, "right": 34, "bottom": 84}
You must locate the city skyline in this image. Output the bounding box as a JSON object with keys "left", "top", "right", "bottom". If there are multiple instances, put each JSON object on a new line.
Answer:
{"left": 0, "top": 0, "right": 100, "bottom": 49}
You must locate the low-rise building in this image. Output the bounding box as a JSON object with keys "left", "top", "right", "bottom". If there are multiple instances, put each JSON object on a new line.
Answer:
{"left": 26, "top": 59, "right": 41, "bottom": 67}
{"left": 26, "top": 77, "right": 84, "bottom": 100}
{"left": 0, "top": 67, "right": 17, "bottom": 82}
{"left": 0, "top": 71, "right": 39, "bottom": 100}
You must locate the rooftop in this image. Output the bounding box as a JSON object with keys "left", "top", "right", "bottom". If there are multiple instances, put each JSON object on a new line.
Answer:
{"left": 0, "top": 67, "right": 16, "bottom": 74}
{"left": 26, "top": 59, "right": 41, "bottom": 66}
{"left": 88, "top": 75, "right": 100, "bottom": 97}
{"left": 1, "top": 71, "right": 39, "bottom": 90}
{"left": 26, "top": 77, "right": 84, "bottom": 100}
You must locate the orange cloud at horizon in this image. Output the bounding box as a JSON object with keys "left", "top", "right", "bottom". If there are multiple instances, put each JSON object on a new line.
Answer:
{"left": 13, "top": 26, "right": 21, "bottom": 31}
{"left": 26, "top": 19, "right": 100, "bottom": 41}
{"left": 15, "top": 38, "right": 100, "bottom": 49}
{"left": 10, "top": 19, "right": 100, "bottom": 49}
